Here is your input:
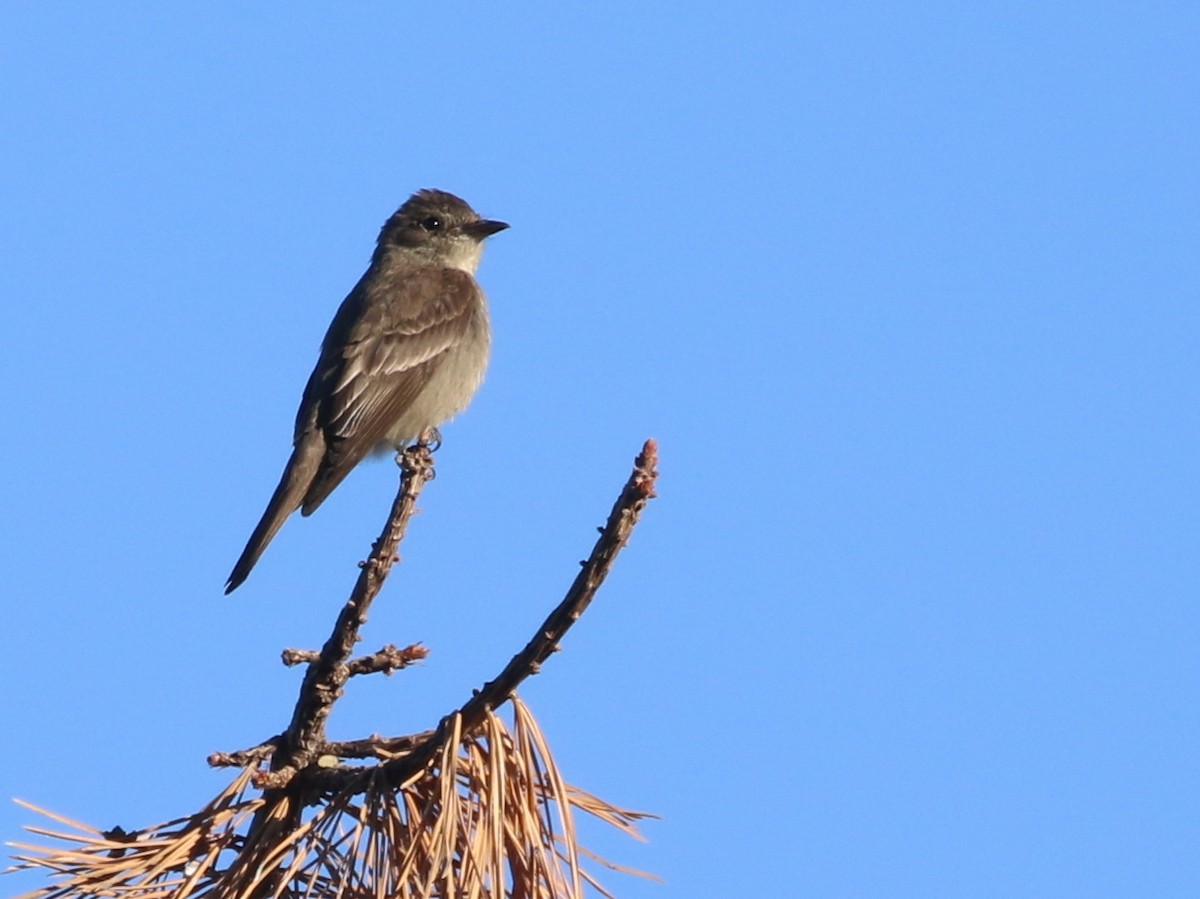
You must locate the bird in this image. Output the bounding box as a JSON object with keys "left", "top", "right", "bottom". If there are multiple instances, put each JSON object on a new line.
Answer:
{"left": 225, "top": 189, "right": 508, "bottom": 593}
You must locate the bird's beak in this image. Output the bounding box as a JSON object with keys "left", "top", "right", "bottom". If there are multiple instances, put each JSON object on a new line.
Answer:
{"left": 465, "top": 219, "right": 509, "bottom": 239}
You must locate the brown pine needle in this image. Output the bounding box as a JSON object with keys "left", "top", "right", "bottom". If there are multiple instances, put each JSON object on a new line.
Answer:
{"left": 9, "top": 802, "right": 103, "bottom": 838}
{"left": 0, "top": 696, "right": 643, "bottom": 899}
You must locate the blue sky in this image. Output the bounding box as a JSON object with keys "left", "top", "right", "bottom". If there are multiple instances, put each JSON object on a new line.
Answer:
{"left": 2, "top": 3, "right": 1197, "bottom": 896}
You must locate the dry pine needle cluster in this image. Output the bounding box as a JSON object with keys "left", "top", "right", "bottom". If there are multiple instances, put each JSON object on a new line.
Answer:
{"left": 11, "top": 700, "right": 655, "bottom": 899}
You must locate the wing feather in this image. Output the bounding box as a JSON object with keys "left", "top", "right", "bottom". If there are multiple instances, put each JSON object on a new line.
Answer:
{"left": 292, "top": 265, "right": 479, "bottom": 513}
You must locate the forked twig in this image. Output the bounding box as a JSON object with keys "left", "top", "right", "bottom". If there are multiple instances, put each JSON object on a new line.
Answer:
{"left": 300, "top": 438, "right": 660, "bottom": 793}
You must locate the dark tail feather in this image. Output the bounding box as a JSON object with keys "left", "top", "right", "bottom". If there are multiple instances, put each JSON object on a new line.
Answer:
{"left": 225, "top": 436, "right": 324, "bottom": 594}
{"left": 299, "top": 454, "right": 362, "bottom": 517}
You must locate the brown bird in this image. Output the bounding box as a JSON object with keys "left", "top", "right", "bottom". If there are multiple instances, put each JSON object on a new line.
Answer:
{"left": 225, "top": 189, "right": 507, "bottom": 593}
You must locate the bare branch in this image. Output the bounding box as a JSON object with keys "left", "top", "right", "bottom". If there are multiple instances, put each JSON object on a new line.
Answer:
{"left": 267, "top": 441, "right": 436, "bottom": 784}
{"left": 303, "top": 438, "right": 660, "bottom": 794}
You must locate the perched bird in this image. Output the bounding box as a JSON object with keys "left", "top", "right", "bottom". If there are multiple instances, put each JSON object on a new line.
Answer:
{"left": 225, "top": 189, "right": 507, "bottom": 593}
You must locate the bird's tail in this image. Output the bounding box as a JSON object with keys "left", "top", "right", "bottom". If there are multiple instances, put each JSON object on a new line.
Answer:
{"left": 225, "top": 436, "right": 324, "bottom": 594}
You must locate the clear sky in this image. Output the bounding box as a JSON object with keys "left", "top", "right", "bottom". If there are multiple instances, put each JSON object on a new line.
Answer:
{"left": 2, "top": 3, "right": 1197, "bottom": 897}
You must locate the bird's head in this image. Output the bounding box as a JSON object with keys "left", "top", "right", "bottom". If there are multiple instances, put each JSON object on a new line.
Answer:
{"left": 376, "top": 189, "right": 508, "bottom": 273}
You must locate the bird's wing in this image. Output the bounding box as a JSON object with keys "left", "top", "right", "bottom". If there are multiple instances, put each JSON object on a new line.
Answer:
{"left": 296, "top": 266, "right": 479, "bottom": 513}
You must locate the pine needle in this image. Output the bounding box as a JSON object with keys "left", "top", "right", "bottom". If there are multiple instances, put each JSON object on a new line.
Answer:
{"left": 8, "top": 698, "right": 654, "bottom": 898}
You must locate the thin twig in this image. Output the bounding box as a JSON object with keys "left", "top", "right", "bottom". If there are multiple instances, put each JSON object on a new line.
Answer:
{"left": 346, "top": 643, "right": 428, "bottom": 676}
{"left": 207, "top": 737, "right": 282, "bottom": 769}
{"left": 321, "top": 732, "right": 436, "bottom": 760}
{"left": 282, "top": 643, "right": 428, "bottom": 674}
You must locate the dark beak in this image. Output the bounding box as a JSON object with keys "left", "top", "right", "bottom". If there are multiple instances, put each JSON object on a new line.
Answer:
{"left": 465, "top": 219, "right": 509, "bottom": 239}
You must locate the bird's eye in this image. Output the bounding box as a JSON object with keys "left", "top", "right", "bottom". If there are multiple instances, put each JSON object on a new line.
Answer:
{"left": 420, "top": 216, "right": 442, "bottom": 231}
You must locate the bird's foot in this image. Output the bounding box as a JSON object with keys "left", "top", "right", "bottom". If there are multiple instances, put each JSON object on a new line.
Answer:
{"left": 418, "top": 427, "right": 443, "bottom": 452}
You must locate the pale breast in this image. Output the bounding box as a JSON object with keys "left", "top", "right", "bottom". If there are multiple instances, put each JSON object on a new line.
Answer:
{"left": 381, "top": 298, "right": 491, "bottom": 448}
